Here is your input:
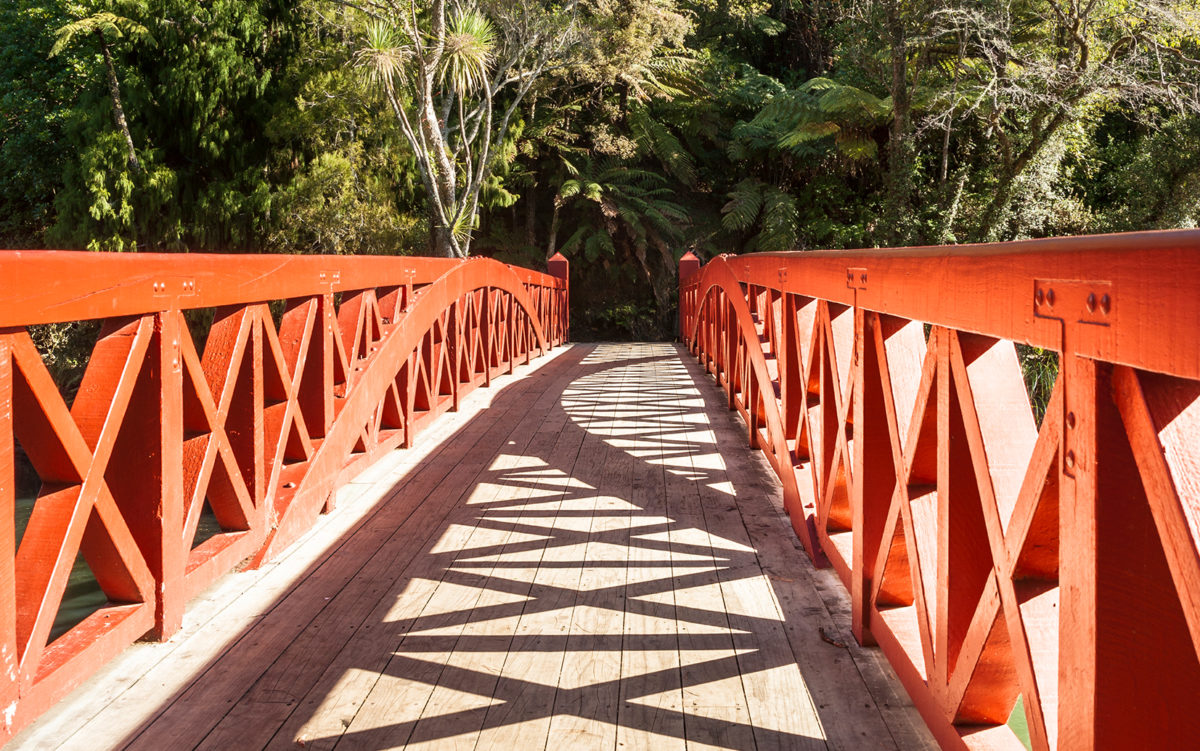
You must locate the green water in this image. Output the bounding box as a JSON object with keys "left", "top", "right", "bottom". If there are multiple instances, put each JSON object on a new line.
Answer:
{"left": 1009, "top": 695, "right": 1032, "bottom": 750}
{"left": 15, "top": 496, "right": 225, "bottom": 643}
{"left": 15, "top": 496, "right": 109, "bottom": 642}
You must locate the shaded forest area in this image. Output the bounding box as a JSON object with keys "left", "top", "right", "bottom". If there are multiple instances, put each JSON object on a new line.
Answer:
{"left": 3, "top": 0, "right": 1200, "bottom": 341}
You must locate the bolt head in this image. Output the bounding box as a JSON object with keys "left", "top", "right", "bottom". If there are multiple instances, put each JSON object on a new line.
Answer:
{"left": 1066, "top": 411, "right": 1076, "bottom": 429}
{"left": 1065, "top": 450, "right": 1076, "bottom": 470}
{"left": 1100, "top": 293, "right": 1111, "bottom": 314}
{"left": 1046, "top": 289, "right": 1056, "bottom": 307}
{"left": 1086, "top": 292, "right": 1096, "bottom": 312}
{"left": 1035, "top": 288, "right": 1045, "bottom": 305}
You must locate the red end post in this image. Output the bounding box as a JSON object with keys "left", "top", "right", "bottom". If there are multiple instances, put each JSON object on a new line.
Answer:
{"left": 547, "top": 253, "right": 569, "bottom": 343}
{"left": 678, "top": 251, "right": 701, "bottom": 341}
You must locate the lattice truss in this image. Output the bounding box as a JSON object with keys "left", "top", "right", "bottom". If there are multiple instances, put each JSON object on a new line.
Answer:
{"left": 682, "top": 266, "right": 1200, "bottom": 750}
{"left": 1, "top": 262, "right": 565, "bottom": 737}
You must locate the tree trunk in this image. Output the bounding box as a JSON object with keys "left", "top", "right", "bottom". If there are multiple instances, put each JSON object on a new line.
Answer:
{"left": 97, "top": 31, "right": 140, "bottom": 174}
{"left": 431, "top": 223, "right": 458, "bottom": 258}
{"left": 546, "top": 199, "right": 561, "bottom": 260}
{"left": 977, "top": 108, "right": 1072, "bottom": 240}
{"left": 882, "top": 1, "right": 914, "bottom": 244}
{"left": 525, "top": 184, "right": 538, "bottom": 249}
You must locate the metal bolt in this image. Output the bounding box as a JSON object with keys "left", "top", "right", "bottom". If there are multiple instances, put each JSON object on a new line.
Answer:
{"left": 860, "top": 273, "right": 867, "bottom": 283}
{"left": 1035, "top": 288, "right": 1045, "bottom": 305}
{"left": 1100, "top": 293, "right": 1111, "bottom": 315}
{"left": 1066, "top": 411, "right": 1076, "bottom": 429}
{"left": 1065, "top": 450, "right": 1076, "bottom": 470}
{"left": 1046, "top": 288, "right": 1056, "bottom": 307}
{"left": 1086, "top": 292, "right": 1096, "bottom": 312}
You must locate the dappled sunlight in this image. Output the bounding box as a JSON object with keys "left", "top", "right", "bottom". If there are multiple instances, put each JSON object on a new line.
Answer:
{"left": 36, "top": 344, "right": 931, "bottom": 751}
{"left": 255, "top": 343, "right": 832, "bottom": 749}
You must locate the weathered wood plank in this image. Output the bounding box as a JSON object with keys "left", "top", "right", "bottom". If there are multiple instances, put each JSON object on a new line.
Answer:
{"left": 541, "top": 348, "right": 631, "bottom": 750}
{"left": 615, "top": 354, "right": 686, "bottom": 750}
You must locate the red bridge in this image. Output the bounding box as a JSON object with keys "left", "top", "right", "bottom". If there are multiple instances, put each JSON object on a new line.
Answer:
{"left": 1, "top": 233, "right": 1198, "bottom": 750}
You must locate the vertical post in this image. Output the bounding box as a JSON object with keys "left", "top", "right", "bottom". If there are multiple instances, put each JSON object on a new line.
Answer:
{"left": 678, "top": 251, "right": 701, "bottom": 342}
{"left": 0, "top": 339, "right": 17, "bottom": 736}
{"left": 150, "top": 313, "right": 185, "bottom": 638}
{"left": 1058, "top": 351, "right": 1098, "bottom": 749}
{"left": 481, "top": 288, "right": 493, "bottom": 387}
{"left": 780, "top": 295, "right": 803, "bottom": 441}
{"left": 547, "top": 253, "right": 569, "bottom": 344}
{"left": 851, "top": 311, "right": 896, "bottom": 645}
{"left": 449, "top": 300, "right": 461, "bottom": 412}
{"left": 1058, "top": 352, "right": 1200, "bottom": 749}
{"left": 321, "top": 293, "right": 338, "bottom": 437}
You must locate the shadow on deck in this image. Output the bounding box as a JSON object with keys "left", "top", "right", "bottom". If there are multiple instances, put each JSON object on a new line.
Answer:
{"left": 12, "top": 343, "right": 935, "bottom": 750}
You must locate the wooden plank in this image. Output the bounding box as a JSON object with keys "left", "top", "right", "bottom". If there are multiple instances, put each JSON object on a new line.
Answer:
{"left": 662, "top": 352, "right": 759, "bottom": 751}
{"left": 463, "top": 354, "right": 626, "bottom": 750}
{"left": 323, "top": 347, "right": 596, "bottom": 750}
{"left": 540, "top": 347, "right": 631, "bottom": 750}
{"left": 691, "top": 417, "right": 830, "bottom": 743}
{"left": 616, "top": 350, "right": 686, "bottom": 750}
{"left": 250, "top": 345, "right": 590, "bottom": 750}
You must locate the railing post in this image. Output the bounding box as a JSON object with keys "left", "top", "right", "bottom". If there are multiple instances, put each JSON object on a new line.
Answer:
{"left": 547, "top": 252, "right": 569, "bottom": 344}
{"left": 117, "top": 312, "right": 186, "bottom": 640}
{"left": 851, "top": 310, "right": 892, "bottom": 645}
{"left": 678, "top": 251, "right": 700, "bottom": 341}
{"left": 0, "top": 338, "right": 16, "bottom": 735}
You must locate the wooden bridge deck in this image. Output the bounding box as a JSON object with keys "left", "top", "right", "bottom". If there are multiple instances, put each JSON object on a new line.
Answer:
{"left": 11, "top": 343, "right": 935, "bottom": 751}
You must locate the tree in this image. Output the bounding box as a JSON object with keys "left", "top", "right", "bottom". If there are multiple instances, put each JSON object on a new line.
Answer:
{"left": 353, "top": 0, "right": 582, "bottom": 257}
{"left": 926, "top": 0, "right": 1200, "bottom": 239}
{"left": 50, "top": 2, "right": 153, "bottom": 173}
{"left": 0, "top": 0, "right": 82, "bottom": 246}
{"left": 554, "top": 155, "right": 688, "bottom": 317}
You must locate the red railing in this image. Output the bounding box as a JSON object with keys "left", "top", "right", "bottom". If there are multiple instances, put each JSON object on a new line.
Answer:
{"left": 0, "top": 250, "right": 568, "bottom": 741}
{"left": 679, "top": 231, "right": 1200, "bottom": 751}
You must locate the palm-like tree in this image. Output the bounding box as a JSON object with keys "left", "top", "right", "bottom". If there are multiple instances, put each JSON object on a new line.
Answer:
{"left": 51, "top": 3, "right": 153, "bottom": 173}
{"left": 353, "top": 1, "right": 579, "bottom": 258}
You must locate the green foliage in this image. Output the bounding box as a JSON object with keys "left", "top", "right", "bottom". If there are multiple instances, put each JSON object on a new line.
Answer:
{"left": 720, "top": 178, "right": 798, "bottom": 251}
{"left": 439, "top": 9, "right": 496, "bottom": 96}
{"left": 0, "top": 0, "right": 81, "bottom": 246}
{"left": 50, "top": 10, "right": 153, "bottom": 57}
{"left": 765, "top": 78, "right": 891, "bottom": 160}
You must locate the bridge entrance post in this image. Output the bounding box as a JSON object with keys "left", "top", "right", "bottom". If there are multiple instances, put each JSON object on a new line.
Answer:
{"left": 547, "top": 253, "right": 569, "bottom": 343}
{"left": 677, "top": 251, "right": 700, "bottom": 341}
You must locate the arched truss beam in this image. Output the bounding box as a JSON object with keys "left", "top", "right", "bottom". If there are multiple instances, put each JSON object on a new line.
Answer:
{"left": 260, "top": 258, "right": 553, "bottom": 560}
{"left": 686, "top": 257, "right": 820, "bottom": 559}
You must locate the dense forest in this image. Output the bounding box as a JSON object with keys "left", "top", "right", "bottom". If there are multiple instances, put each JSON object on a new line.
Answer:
{"left": 3, "top": 0, "right": 1199, "bottom": 340}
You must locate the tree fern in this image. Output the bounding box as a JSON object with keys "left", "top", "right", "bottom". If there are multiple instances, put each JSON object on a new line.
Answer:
{"left": 721, "top": 178, "right": 765, "bottom": 231}
{"left": 629, "top": 107, "right": 698, "bottom": 187}
{"left": 757, "top": 187, "right": 798, "bottom": 252}
{"left": 50, "top": 11, "right": 152, "bottom": 56}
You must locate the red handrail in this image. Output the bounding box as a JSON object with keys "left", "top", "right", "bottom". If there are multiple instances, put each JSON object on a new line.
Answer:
{"left": 679, "top": 230, "right": 1200, "bottom": 751}
{"left": 0, "top": 250, "right": 568, "bottom": 741}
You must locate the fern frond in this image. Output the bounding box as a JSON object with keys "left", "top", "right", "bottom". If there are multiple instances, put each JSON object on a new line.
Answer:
{"left": 51, "top": 12, "right": 153, "bottom": 56}
{"left": 721, "top": 178, "right": 765, "bottom": 232}
{"left": 778, "top": 120, "right": 841, "bottom": 148}
{"left": 757, "top": 187, "right": 798, "bottom": 252}
{"left": 630, "top": 108, "right": 698, "bottom": 187}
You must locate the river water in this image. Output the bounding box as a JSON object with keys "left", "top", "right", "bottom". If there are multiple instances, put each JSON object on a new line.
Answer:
{"left": 15, "top": 495, "right": 224, "bottom": 642}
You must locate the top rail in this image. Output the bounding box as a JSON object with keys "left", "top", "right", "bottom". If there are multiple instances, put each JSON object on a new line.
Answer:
{"left": 0, "top": 251, "right": 564, "bottom": 327}
{"left": 680, "top": 229, "right": 1200, "bottom": 751}
{"left": 0, "top": 250, "right": 569, "bottom": 743}
{"left": 684, "top": 229, "right": 1200, "bottom": 383}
